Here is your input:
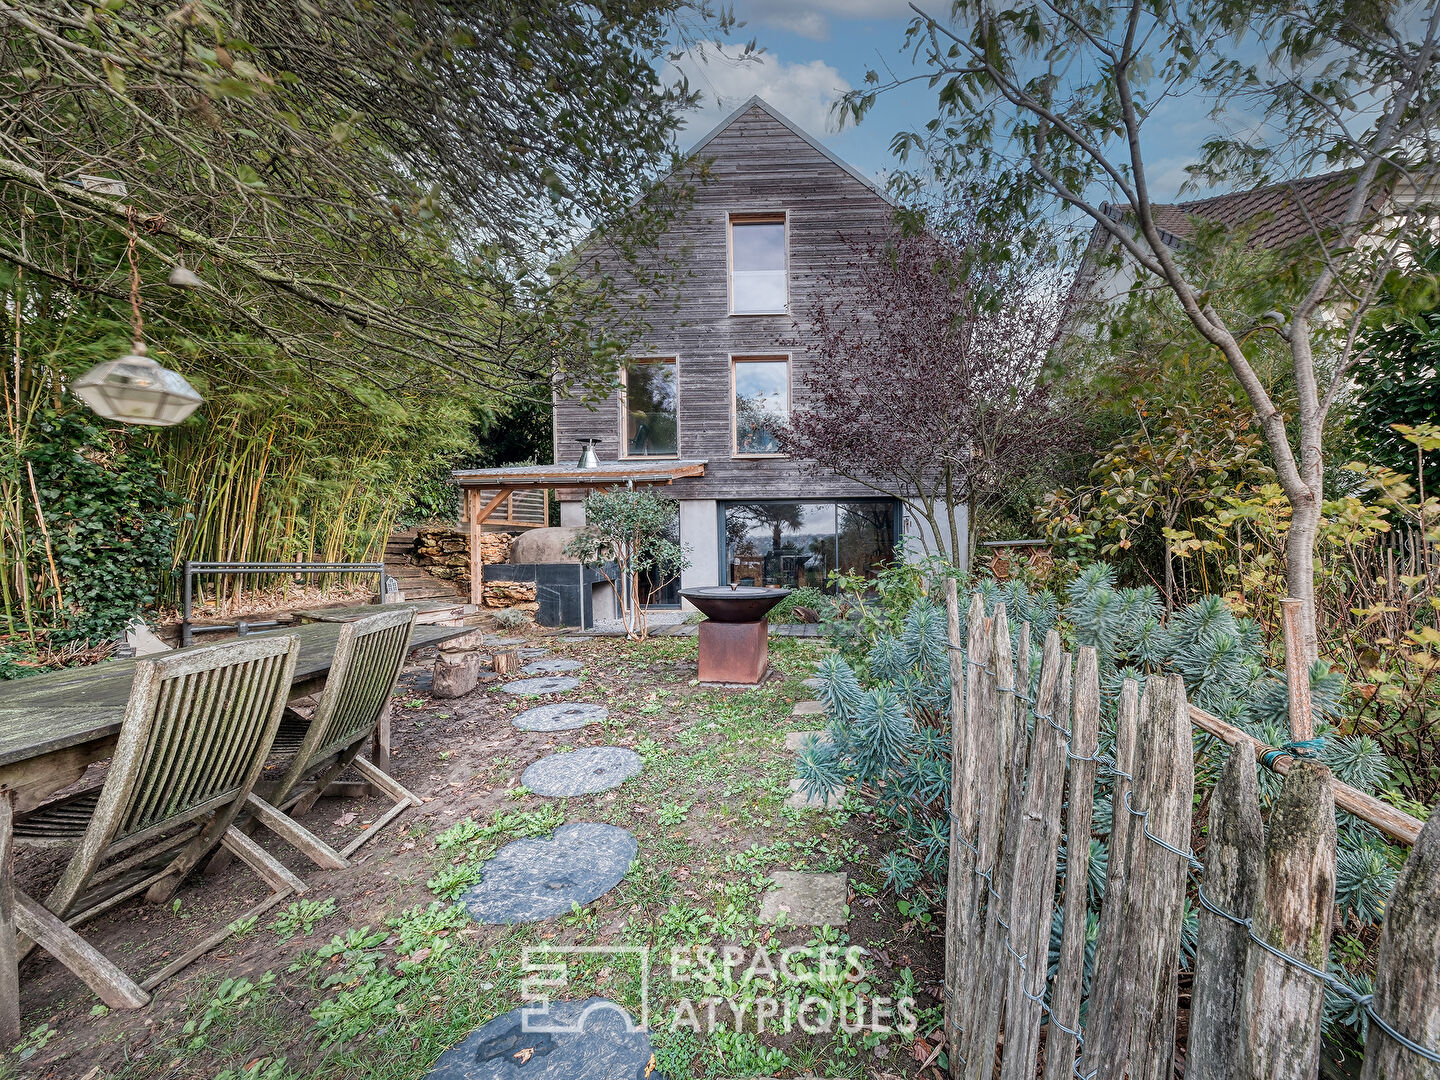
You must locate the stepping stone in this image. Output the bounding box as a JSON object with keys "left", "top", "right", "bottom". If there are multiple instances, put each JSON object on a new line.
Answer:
{"left": 513, "top": 703, "right": 607, "bottom": 732}
{"left": 784, "top": 729, "right": 829, "bottom": 752}
{"left": 521, "top": 658, "right": 584, "bottom": 676}
{"left": 461, "top": 823, "right": 637, "bottom": 924}
{"left": 758, "top": 871, "right": 849, "bottom": 926}
{"left": 426, "top": 997, "right": 659, "bottom": 1080}
{"left": 792, "top": 700, "right": 826, "bottom": 717}
{"left": 502, "top": 676, "right": 581, "bottom": 696}
{"left": 522, "top": 747, "right": 642, "bottom": 797}
{"left": 485, "top": 636, "right": 526, "bottom": 647}
{"left": 786, "top": 777, "right": 843, "bottom": 811}
{"left": 802, "top": 676, "right": 822, "bottom": 690}
{"left": 518, "top": 647, "right": 551, "bottom": 658}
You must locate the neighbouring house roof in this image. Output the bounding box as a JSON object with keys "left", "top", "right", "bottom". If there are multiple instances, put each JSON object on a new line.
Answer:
{"left": 1100, "top": 168, "right": 1371, "bottom": 252}
{"left": 451, "top": 460, "right": 707, "bottom": 489}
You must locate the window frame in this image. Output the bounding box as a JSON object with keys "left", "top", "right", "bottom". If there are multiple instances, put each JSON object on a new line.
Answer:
{"left": 727, "top": 211, "right": 789, "bottom": 316}
{"left": 718, "top": 497, "right": 902, "bottom": 588}
{"left": 618, "top": 355, "right": 680, "bottom": 460}
{"left": 730, "top": 353, "right": 792, "bottom": 459}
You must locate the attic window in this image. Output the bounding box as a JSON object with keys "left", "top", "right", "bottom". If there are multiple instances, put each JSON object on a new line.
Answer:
{"left": 730, "top": 213, "right": 787, "bottom": 315}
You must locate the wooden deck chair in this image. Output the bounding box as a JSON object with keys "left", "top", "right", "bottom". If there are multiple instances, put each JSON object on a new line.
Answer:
{"left": 5, "top": 635, "right": 304, "bottom": 1006}
{"left": 242, "top": 608, "right": 420, "bottom": 869}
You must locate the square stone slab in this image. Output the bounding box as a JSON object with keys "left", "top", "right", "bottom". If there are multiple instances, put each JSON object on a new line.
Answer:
{"left": 786, "top": 777, "right": 843, "bottom": 810}
{"left": 791, "top": 700, "right": 826, "bottom": 717}
{"left": 784, "top": 730, "right": 829, "bottom": 752}
{"left": 759, "top": 871, "right": 848, "bottom": 926}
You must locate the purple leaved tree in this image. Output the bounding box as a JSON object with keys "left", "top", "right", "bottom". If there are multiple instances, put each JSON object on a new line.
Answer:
{"left": 779, "top": 206, "right": 1074, "bottom": 565}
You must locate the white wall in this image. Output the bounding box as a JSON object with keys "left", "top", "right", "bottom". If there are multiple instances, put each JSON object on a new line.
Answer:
{"left": 559, "top": 500, "right": 586, "bottom": 528}
{"left": 902, "top": 504, "right": 970, "bottom": 572}
{"left": 678, "top": 499, "right": 719, "bottom": 610}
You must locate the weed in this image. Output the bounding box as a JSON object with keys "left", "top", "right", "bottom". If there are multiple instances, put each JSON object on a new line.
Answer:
{"left": 427, "top": 860, "right": 487, "bottom": 900}
{"left": 214, "top": 1059, "right": 294, "bottom": 1080}
{"left": 270, "top": 897, "right": 337, "bottom": 941}
{"left": 226, "top": 913, "right": 260, "bottom": 939}
{"left": 658, "top": 800, "right": 692, "bottom": 826}
{"left": 183, "top": 973, "right": 277, "bottom": 1048}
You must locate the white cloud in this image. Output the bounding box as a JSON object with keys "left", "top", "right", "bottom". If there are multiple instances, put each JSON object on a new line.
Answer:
{"left": 739, "top": 0, "right": 918, "bottom": 41}
{"left": 667, "top": 48, "right": 852, "bottom": 147}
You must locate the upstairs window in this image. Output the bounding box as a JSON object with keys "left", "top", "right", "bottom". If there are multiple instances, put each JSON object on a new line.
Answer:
{"left": 623, "top": 357, "right": 678, "bottom": 457}
{"left": 733, "top": 356, "right": 789, "bottom": 455}
{"left": 730, "top": 213, "right": 787, "bottom": 314}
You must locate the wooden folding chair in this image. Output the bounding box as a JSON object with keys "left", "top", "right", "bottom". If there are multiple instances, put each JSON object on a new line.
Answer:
{"left": 243, "top": 608, "right": 421, "bottom": 869}
{"left": 3, "top": 635, "right": 303, "bottom": 1010}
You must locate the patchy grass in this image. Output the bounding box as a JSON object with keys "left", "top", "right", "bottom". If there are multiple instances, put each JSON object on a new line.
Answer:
{"left": 9, "top": 633, "right": 944, "bottom": 1080}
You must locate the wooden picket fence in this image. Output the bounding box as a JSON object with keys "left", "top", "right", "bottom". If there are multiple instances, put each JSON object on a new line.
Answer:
{"left": 941, "top": 584, "right": 1440, "bottom": 1080}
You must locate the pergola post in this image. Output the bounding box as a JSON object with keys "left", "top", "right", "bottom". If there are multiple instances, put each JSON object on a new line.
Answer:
{"left": 468, "top": 486, "right": 514, "bottom": 609}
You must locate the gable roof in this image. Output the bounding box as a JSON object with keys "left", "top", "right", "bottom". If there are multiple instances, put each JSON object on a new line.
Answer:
{"left": 684, "top": 96, "right": 893, "bottom": 205}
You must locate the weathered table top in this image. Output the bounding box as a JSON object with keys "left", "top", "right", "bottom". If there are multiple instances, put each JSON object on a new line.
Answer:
{"left": 0, "top": 619, "right": 472, "bottom": 771}
{"left": 290, "top": 601, "right": 460, "bottom": 624}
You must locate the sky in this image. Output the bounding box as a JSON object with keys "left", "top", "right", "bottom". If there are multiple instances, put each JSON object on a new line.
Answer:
{"left": 663, "top": 0, "right": 1234, "bottom": 207}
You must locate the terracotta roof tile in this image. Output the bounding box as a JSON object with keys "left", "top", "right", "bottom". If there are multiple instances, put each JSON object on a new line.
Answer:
{"left": 1138, "top": 169, "right": 1369, "bottom": 251}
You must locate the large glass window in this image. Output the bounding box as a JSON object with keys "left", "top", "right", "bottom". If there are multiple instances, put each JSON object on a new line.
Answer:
{"left": 733, "top": 357, "right": 789, "bottom": 455}
{"left": 723, "top": 500, "right": 897, "bottom": 589}
{"left": 623, "top": 358, "right": 677, "bottom": 457}
{"left": 730, "top": 214, "right": 787, "bottom": 314}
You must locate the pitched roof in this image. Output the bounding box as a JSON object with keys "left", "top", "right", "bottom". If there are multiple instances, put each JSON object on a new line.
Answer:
{"left": 684, "top": 96, "right": 893, "bottom": 205}
{"left": 1101, "top": 168, "right": 1369, "bottom": 252}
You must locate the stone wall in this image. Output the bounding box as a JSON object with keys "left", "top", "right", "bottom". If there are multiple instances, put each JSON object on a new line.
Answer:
{"left": 412, "top": 527, "right": 536, "bottom": 609}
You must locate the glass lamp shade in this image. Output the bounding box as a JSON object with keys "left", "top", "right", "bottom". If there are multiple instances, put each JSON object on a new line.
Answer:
{"left": 73, "top": 346, "right": 203, "bottom": 427}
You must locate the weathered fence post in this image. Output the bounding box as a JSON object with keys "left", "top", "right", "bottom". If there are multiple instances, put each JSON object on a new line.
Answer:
{"left": 1125, "top": 674, "right": 1195, "bottom": 1080}
{"left": 998, "top": 633, "right": 1070, "bottom": 1080}
{"left": 1187, "top": 741, "right": 1263, "bottom": 1080}
{"left": 944, "top": 586, "right": 986, "bottom": 1076}
{"left": 1242, "top": 761, "right": 1337, "bottom": 1080}
{"left": 1360, "top": 807, "right": 1440, "bottom": 1079}
{"left": 1080, "top": 678, "right": 1141, "bottom": 1078}
{"left": 1043, "top": 645, "right": 1100, "bottom": 1080}
{"left": 967, "top": 614, "right": 1034, "bottom": 1080}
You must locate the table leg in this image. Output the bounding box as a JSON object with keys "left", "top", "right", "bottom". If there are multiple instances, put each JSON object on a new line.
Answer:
{"left": 1, "top": 790, "right": 21, "bottom": 1046}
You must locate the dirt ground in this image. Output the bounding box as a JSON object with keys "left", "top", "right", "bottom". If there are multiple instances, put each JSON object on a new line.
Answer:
{"left": 6, "top": 621, "right": 947, "bottom": 1080}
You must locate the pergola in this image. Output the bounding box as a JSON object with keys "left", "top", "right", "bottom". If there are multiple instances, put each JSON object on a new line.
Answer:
{"left": 450, "top": 459, "right": 707, "bottom": 606}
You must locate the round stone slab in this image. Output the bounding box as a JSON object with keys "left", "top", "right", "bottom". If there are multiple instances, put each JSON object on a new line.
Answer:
{"left": 425, "top": 997, "right": 659, "bottom": 1080}
{"left": 521, "top": 658, "right": 584, "bottom": 676}
{"left": 512, "top": 703, "right": 607, "bottom": 732}
{"left": 461, "top": 823, "right": 637, "bottom": 924}
{"left": 522, "top": 747, "right": 642, "bottom": 797}
{"left": 518, "top": 647, "right": 551, "bottom": 659}
{"left": 502, "top": 676, "right": 582, "bottom": 696}
{"left": 484, "top": 636, "right": 526, "bottom": 647}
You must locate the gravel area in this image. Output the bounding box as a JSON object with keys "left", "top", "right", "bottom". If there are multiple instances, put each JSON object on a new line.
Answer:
{"left": 588, "top": 610, "right": 688, "bottom": 635}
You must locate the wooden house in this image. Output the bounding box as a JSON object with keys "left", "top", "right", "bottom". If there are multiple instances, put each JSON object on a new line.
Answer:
{"left": 551, "top": 97, "right": 968, "bottom": 606}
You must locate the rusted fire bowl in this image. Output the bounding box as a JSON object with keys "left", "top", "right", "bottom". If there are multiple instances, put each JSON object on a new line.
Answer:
{"left": 681, "top": 586, "right": 792, "bottom": 623}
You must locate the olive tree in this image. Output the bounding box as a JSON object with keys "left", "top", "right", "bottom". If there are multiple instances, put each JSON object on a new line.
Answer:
{"left": 845, "top": 0, "right": 1440, "bottom": 661}
{"left": 564, "top": 488, "right": 688, "bottom": 640}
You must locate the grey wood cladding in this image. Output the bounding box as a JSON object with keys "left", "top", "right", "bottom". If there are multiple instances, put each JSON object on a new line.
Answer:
{"left": 554, "top": 100, "right": 897, "bottom": 503}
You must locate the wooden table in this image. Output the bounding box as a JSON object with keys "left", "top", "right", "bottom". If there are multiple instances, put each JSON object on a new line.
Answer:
{"left": 0, "top": 619, "right": 473, "bottom": 814}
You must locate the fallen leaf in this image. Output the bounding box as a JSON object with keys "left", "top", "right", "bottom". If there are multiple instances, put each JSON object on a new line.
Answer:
{"left": 912, "top": 1038, "right": 932, "bottom": 1062}
{"left": 514, "top": 1048, "right": 535, "bottom": 1064}
{"left": 333, "top": 812, "right": 357, "bottom": 827}
{"left": 645, "top": 1052, "right": 657, "bottom": 1076}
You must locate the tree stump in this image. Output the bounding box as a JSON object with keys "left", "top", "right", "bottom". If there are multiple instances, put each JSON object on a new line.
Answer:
{"left": 438, "top": 630, "right": 487, "bottom": 655}
{"left": 434, "top": 652, "right": 484, "bottom": 698}
{"left": 491, "top": 649, "right": 520, "bottom": 675}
